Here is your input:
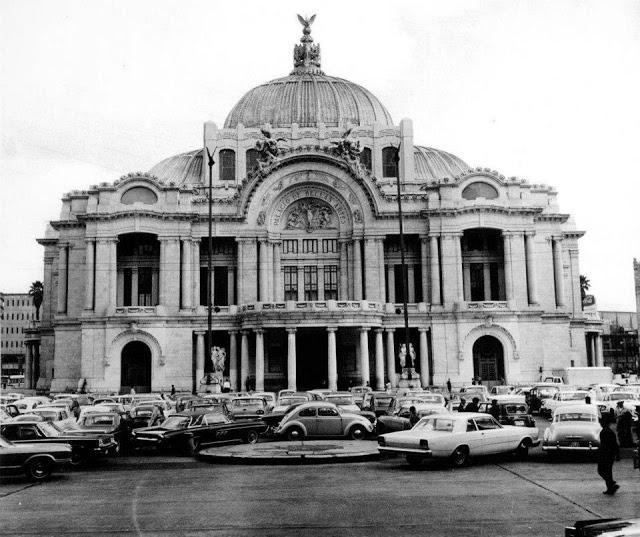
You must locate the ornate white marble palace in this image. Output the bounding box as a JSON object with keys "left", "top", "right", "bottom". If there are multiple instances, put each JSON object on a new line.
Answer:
{"left": 33, "top": 19, "right": 604, "bottom": 394}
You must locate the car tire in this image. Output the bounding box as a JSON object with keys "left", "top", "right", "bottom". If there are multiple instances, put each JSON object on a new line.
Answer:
{"left": 286, "top": 427, "right": 304, "bottom": 441}
{"left": 348, "top": 425, "right": 367, "bottom": 441}
{"left": 69, "top": 451, "right": 86, "bottom": 467}
{"left": 25, "top": 458, "right": 53, "bottom": 481}
{"left": 244, "top": 430, "right": 259, "bottom": 444}
{"left": 515, "top": 440, "right": 530, "bottom": 460}
{"left": 450, "top": 446, "right": 469, "bottom": 468}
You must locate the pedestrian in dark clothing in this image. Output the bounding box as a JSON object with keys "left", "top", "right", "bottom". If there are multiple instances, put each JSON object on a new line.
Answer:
{"left": 597, "top": 414, "right": 620, "bottom": 495}
{"left": 170, "top": 385, "right": 176, "bottom": 397}
{"left": 456, "top": 398, "right": 466, "bottom": 412}
{"left": 446, "top": 378, "right": 452, "bottom": 395}
{"left": 408, "top": 406, "right": 420, "bottom": 427}
{"left": 465, "top": 397, "right": 480, "bottom": 413}
{"left": 489, "top": 399, "right": 501, "bottom": 421}
{"left": 617, "top": 409, "right": 633, "bottom": 447}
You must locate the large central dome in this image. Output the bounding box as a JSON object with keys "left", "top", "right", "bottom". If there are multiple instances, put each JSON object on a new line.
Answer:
{"left": 224, "top": 17, "right": 393, "bottom": 129}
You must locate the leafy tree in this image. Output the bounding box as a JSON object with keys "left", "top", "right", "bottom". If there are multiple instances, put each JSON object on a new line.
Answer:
{"left": 579, "top": 275, "right": 590, "bottom": 300}
{"left": 28, "top": 280, "right": 43, "bottom": 320}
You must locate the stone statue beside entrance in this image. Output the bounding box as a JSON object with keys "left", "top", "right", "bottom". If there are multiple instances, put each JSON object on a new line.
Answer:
{"left": 398, "top": 343, "right": 421, "bottom": 387}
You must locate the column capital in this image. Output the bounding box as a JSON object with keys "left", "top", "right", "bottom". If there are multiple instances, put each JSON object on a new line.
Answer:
{"left": 385, "top": 327, "right": 396, "bottom": 333}
{"left": 418, "top": 327, "right": 429, "bottom": 333}
{"left": 419, "top": 235, "right": 429, "bottom": 244}
{"left": 96, "top": 237, "right": 119, "bottom": 244}
{"left": 550, "top": 234, "right": 564, "bottom": 242}
{"left": 84, "top": 238, "right": 96, "bottom": 245}
{"left": 228, "top": 329, "right": 239, "bottom": 335}
{"left": 428, "top": 233, "right": 440, "bottom": 240}
{"left": 502, "top": 230, "right": 524, "bottom": 238}
{"left": 194, "top": 330, "right": 206, "bottom": 336}
{"left": 374, "top": 327, "right": 384, "bottom": 334}
{"left": 254, "top": 328, "right": 265, "bottom": 335}
{"left": 158, "top": 236, "right": 180, "bottom": 243}
{"left": 235, "top": 236, "right": 256, "bottom": 244}
{"left": 286, "top": 327, "right": 297, "bottom": 334}
{"left": 326, "top": 327, "right": 338, "bottom": 333}
{"left": 441, "top": 231, "right": 463, "bottom": 239}
{"left": 240, "top": 329, "right": 250, "bottom": 336}
{"left": 359, "top": 326, "right": 371, "bottom": 333}
{"left": 524, "top": 230, "right": 536, "bottom": 238}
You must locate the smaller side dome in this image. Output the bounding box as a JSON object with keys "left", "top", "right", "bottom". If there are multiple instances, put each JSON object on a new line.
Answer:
{"left": 148, "top": 149, "right": 203, "bottom": 185}
{"left": 413, "top": 146, "right": 471, "bottom": 182}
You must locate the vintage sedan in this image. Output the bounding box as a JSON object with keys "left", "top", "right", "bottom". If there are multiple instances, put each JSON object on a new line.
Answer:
{"left": 67, "top": 412, "right": 131, "bottom": 453}
{"left": 597, "top": 392, "right": 640, "bottom": 418}
{"left": 376, "top": 406, "right": 451, "bottom": 435}
{"left": 542, "top": 404, "right": 601, "bottom": 454}
{"left": 362, "top": 392, "right": 395, "bottom": 416}
{"left": 477, "top": 401, "right": 536, "bottom": 428}
{"left": 0, "top": 434, "right": 72, "bottom": 480}
{"left": 377, "top": 412, "right": 540, "bottom": 467}
{"left": 30, "top": 406, "right": 76, "bottom": 430}
{"left": 540, "top": 390, "right": 591, "bottom": 419}
{"left": 323, "top": 393, "right": 376, "bottom": 423}
{"left": 132, "top": 410, "right": 268, "bottom": 454}
{"left": 275, "top": 402, "right": 374, "bottom": 440}
{"left": 228, "top": 397, "right": 269, "bottom": 420}
{"left": 0, "top": 420, "right": 118, "bottom": 465}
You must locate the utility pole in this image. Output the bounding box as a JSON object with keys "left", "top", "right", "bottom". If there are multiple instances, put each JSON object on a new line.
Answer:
{"left": 204, "top": 147, "right": 216, "bottom": 393}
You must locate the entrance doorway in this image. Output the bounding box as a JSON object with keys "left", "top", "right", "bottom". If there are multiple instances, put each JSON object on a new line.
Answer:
{"left": 121, "top": 341, "right": 152, "bottom": 393}
{"left": 296, "top": 328, "right": 328, "bottom": 391}
{"left": 472, "top": 336, "right": 505, "bottom": 384}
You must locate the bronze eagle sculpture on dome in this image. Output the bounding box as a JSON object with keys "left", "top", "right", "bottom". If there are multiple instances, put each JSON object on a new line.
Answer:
{"left": 297, "top": 14, "right": 316, "bottom": 31}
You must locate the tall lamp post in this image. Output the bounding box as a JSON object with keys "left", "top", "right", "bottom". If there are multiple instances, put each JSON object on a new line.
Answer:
{"left": 204, "top": 147, "right": 216, "bottom": 394}
{"left": 394, "top": 145, "right": 411, "bottom": 369}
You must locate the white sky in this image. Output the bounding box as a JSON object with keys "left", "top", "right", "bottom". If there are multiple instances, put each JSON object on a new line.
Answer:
{"left": 1, "top": 0, "right": 639, "bottom": 310}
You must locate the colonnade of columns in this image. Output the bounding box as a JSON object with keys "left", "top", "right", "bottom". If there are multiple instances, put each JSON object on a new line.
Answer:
{"left": 193, "top": 326, "right": 431, "bottom": 392}
{"left": 586, "top": 332, "right": 604, "bottom": 367}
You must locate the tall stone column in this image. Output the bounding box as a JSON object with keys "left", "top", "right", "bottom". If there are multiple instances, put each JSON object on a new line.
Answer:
{"left": 407, "top": 265, "right": 416, "bottom": 303}
{"left": 160, "top": 238, "right": 180, "bottom": 309}
{"left": 327, "top": 327, "right": 338, "bottom": 391}
{"left": 25, "top": 344, "right": 33, "bottom": 389}
{"left": 266, "top": 240, "right": 274, "bottom": 301}
{"left": 553, "top": 237, "right": 566, "bottom": 307}
{"left": 378, "top": 239, "right": 386, "bottom": 304}
{"left": 227, "top": 267, "right": 235, "bottom": 306}
{"left": 364, "top": 238, "right": 381, "bottom": 302}
{"left": 56, "top": 244, "right": 68, "bottom": 314}
{"left": 429, "top": 235, "right": 441, "bottom": 305}
{"left": 454, "top": 233, "right": 464, "bottom": 303}
{"left": 287, "top": 328, "right": 297, "bottom": 391}
{"left": 374, "top": 328, "right": 385, "bottom": 390}
{"left": 229, "top": 330, "right": 238, "bottom": 391}
{"left": 385, "top": 328, "right": 396, "bottom": 388}
{"left": 236, "top": 238, "right": 244, "bottom": 304}
{"left": 297, "top": 266, "right": 305, "bottom": 302}
{"left": 503, "top": 232, "right": 514, "bottom": 303}
{"left": 339, "top": 240, "right": 349, "bottom": 299}
{"left": 273, "top": 241, "right": 282, "bottom": 302}
{"left": 181, "top": 239, "right": 192, "bottom": 309}
{"left": 387, "top": 265, "right": 395, "bottom": 303}
{"left": 441, "top": 234, "right": 462, "bottom": 305}
{"left": 192, "top": 239, "right": 200, "bottom": 307}
{"left": 525, "top": 232, "right": 538, "bottom": 305}
{"left": 84, "top": 239, "right": 95, "bottom": 311}
{"left": 255, "top": 329, "right": 265, "bottom": 391}
{"left": 353, "top": 239, "right": 363, "bottom": 300}
{"left": 195, "top": 331, "right": 205, "bottom": 389}
{"left": 595, "top": 334, "right": 603, "bottom": 367}
{"left": 420, "top": 237, "right": 429, "bottom": 303}
{"left": 240, "top": 330, "right": 249, "bottom": 391}
{"left": 359, "top": 327, "right": 370, "bottom": 386}
{"left": 259, "top": 239, "right": 269, "bottom": 302}
{"left": 589, "top": 334, "right": 596, "bottom": 366}
{"left": 108, "top": 239, "right": 118, "bottom": 312}
{"left": 419, "top": 328, "right": 429, "bottom": 388}
{"left": 95, "top": 239, "right": 111, "bottom": 314}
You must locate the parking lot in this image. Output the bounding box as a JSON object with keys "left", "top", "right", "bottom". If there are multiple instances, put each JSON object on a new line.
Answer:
{"left": 1, "top": 437, "right": 638, "bottom": 537}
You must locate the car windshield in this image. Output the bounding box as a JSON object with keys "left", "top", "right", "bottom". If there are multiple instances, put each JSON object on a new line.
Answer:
{"left": 463, "top": 387, "right": 485, "bottom": 393}
{"left": 561, "top": 392, "right": 587, "bottom": 401}
{"left": 399, "top": 399, "right": 424, "bottom": 407}
{"left": 414, "top": 418, "right": 455, "bottom": 432}
{"left": 133, "top": 408, "right": 153, "bottom": 417}
{"left": 609, "top": 393, "right": 636, "bottom": 401}
{"left": 279, "top": 397, "right": 307, "bottom": 406}
{"left": 33, "top": 411, "right": 59, "bottom": 421}
{"left": 204, "top": 413, "right": 228, "bottom": 425}
{"left": 556, "top": 412, "right": 597, "bottom": 422}
{"left": 39, "top": 422, "right": 62, "bottom": 436}
{"left": 82, "top": 415, "right": 116, "bottom": 427}
{"left": 505, "top": 405, "right": 528, "bottom": 414}
{"left": 161, "top": 416, "right": 189, "bottom": 429}
{"left": 374, "top": 397, "right": 394, "bottom": 406}
{"left": 419, "top": 396, "right": 444, "bottom": 404}
{"left": 492, "top": 387, "right": 512, "bottom": 395}
{"left": 538, "top": 388, "right": 558, "bottom": 397}
{"left": 232, "top": 399, "right": 262, "bottom": 407}
{"left": 325, "top": 396, "right": 354, "bottom": 405}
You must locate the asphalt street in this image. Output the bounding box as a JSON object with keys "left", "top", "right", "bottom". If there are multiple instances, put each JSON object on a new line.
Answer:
{"left": 1, "top": 442, "right": 638, "bottom": 537}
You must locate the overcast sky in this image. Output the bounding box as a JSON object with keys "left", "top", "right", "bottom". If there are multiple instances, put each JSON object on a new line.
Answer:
{"left": 1, "top": 0, "right": 639, "bottom": 310}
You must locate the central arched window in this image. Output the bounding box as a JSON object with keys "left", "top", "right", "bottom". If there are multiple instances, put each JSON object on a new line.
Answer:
{"left": 462, "top": 182, "right": 499, "bottom": 200}
{"left": 382, "top": 147, "right": 398, "bottom": 178}
{"left": 219, "top": 149, "right": 236, "bottom": 181}
{"left": 462, "top": 229, "right": 505, "bottom": 301}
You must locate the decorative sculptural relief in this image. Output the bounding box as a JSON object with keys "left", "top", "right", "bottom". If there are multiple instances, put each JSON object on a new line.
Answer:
{"left": 284, "top": 198, "right": 335, "bottom": 232}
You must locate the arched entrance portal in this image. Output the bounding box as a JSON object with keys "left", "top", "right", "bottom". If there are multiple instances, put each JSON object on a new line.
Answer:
{"left": 121, "top": 341, "right": 152, "bottom": 393}
{"left": 472, "top": 336, "right": 505, "bottom": 384}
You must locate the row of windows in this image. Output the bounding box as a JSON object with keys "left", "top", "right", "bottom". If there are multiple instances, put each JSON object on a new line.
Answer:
{"left": 0, "top": 312, "right": 35, "bottom": 321}
{"left": 0, "top": 340, "right": 25, "bottom": 348}
{"left": 217, "top": 146, "right": 398, "bottom": 180}
{"left": 282, "top": 239, "right": 338, "bottom": 254}
{"left": 2, "top": 327, "right": 27, "bottom": 334}
{"left": 1, "top": 299, "right": 32, "bottom": 307}
{"left": 283, "top": 265, "right": 338, "bottom": 301}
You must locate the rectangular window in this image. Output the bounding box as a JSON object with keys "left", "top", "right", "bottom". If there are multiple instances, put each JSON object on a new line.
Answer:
{"left": 304, "top": 266, "right": 318, "bottom": 301}
{"left": 322, "top": 239, "right": 337, "bottom": 253}
{"left": 283, "top": 267, "right": 298, "bottom": 301}
{"left": 138, "top": 268, "right": 153, "bottom": 306}
{"left": 123, "top": 269, "right": 132, "bottom": 307}
{"left": 324, "top": 265, "right": 338, "bottom": 300}
{"left": 283, "top": 240, "right": 298, "bottom": 254}
{"left": 214, "top": 266, "right": 229, "bottom": 306}
{"left": 470, "top": 263, "right": 484, "bottom": 301}
{"left": 490, "top": 263, "right": 501, "bottom": 300}
{"left": 302, "top": 239, "right": 317, "bottom": 254}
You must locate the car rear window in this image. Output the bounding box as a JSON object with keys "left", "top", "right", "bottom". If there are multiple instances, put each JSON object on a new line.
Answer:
{"left": 414, "top": 418, "right": 455, "bottom": 432}
{"left": 556, "top": 412, "right": 596, "bottom": 422}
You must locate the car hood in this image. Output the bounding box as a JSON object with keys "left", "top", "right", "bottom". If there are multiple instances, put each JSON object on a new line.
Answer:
{"left": 8, "top": 442, "right": 72, "bottom": 454}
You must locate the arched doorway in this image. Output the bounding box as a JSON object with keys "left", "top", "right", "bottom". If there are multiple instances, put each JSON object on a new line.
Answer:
{"left": 473, "top": 336, "right": 505, "bottom": 384}
{"left": 121, "top": 341, "right": 152, "bottom": 393}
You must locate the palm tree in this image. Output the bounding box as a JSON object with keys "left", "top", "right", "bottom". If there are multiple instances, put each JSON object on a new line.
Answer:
{"left": 579, "top": 275, "right": 591, "bottom": 309}
{"left": 28, "top": 280, "right": 43, "bottom": 320}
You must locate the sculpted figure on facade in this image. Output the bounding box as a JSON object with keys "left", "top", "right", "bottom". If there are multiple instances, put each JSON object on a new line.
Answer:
{"left": 331, "top": 128, "right": 361, "bottom": 162}
{"left": 255, "top": 128, "right": 286, "bottom": 168}
{"left": 211, "top": 346, "right": 226, "bottom": 380}
{"left": 285, "top": 199, "right": 334, "bottom": 232}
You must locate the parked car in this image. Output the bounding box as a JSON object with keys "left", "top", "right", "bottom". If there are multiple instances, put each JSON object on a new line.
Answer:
{"left": 376, "top": 406, "right": 451, "bottom": 435}
{"left": 129, "top": 404, "right": 166, "bottom": 429}
{"left": 0, "top": 434, "right": 72, "bottom": 480}
{"left": 132, "top": 410, "right": 268, "bottom": 454}
{"left": 323, "top": 393, "right": 376, "bottom": 423}
{"left": 540, "top": 390, "right": 591, "bottom": 419}
{"left": 478, "top": 401, "right": 536, "bottom": 428}
{"left": 0, "top": 420, "right": 118, "bottom": 465}
{"left": 14, "top": 397, "right": 47, "bottom": 414}
{"left": 596, "top": 392, "right": 640, "bottom": 419}
{"left": 252, "top": 392, "right": 277, "bottom": 411}
{"left": 67, "top": 412, "right": 131, "bottom": 454}
{"left": 527, "top": 384, "right": 561, "bottom": 413}
{"left": 1, "top": 404, "right": 20, "bottom": 421}
{"left": 542, "top": 404, "right": 601, "bottom": 454}
{"left": 565, "top": 518, "right": 640, "bottom": 537}
{"left": 377, "top": 412, "right": 540, "bottom": 467}
{"left": 29, "top": 407, "right": 77, "bottom": 430}
{"left": 362, "top": 392, "right": 395, "bottom": 416}
{"left": 272, "top": 394, "right": 311, "bottom": 414}
{"left": 459, "top": 385, "right": 490, "bottom": 400}
{"left": 275, "top": 402, "right": 374, "bottom": 440}
{"left": 228, "top": 397, "right": 269, "bottom": 420}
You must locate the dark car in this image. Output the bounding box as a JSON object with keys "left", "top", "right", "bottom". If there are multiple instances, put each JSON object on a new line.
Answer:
{"left": 565, "top": 518, "right": 640, "bottom": 537}
{"left": 129, "top": 404, "right": 165, "bottom": 429}
{"left": 131, "top": 410, "right": 268, "bottom": 455}
{"left": 362, "top": 392, "right": 396, "bottom": 416}
{"left": 478, "top": 402, "right": 536, "bottom": 428}
{"left": 0, "top": 420, "right": 118, "bottom": 465}
{"left": 67, "top": 412, "right": 132, "bottom": 454}
{"left": 0, "top": 434, "right": 72, "bottom": 480}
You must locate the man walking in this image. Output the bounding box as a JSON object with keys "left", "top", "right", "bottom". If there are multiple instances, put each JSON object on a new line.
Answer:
{"left": 597, "top": 414, "right": 620, "bottom": 495}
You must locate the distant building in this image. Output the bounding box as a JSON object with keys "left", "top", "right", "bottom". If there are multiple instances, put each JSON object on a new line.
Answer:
{"left": 0, "top": 293, "right": 37, "bottom": 380}
{"left": 600, "top": 310, "right": 639, "bottom": 375}
{"left": 635, "top": 258, "right": 640, "bottom": 328}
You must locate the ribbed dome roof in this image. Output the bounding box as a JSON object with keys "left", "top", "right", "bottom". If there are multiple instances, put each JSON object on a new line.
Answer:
{"left": 224, "top": 73, "right": 393, "bottom": 129}
{"left": 413, "top": 146, "right": 471, "bottom": 181}
{"left": 224, "top": 16, "right": 392, "bottom": 129}
{"left": 148, "top": 149, "right": 202, "bottom": 185}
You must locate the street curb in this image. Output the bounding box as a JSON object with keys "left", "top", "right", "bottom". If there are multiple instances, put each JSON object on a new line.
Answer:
{"left": 196, "top": 451, "right": 380, "bottom": 465}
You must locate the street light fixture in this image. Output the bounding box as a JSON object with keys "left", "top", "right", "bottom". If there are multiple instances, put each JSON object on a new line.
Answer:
{"left": 203, "top": 146, "right": 217, "bottom": 394}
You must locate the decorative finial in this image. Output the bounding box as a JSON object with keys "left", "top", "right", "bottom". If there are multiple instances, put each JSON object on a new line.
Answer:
{"left": 292, "top": 14, "right": 323, "bottom": 75}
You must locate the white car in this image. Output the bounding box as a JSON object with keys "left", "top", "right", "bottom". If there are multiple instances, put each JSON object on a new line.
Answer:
{"left": 14, "top": 397, "right": 48, "bottom": 414}
{"left": 542, "top": 404, "right": 601, "bottom": 453}
{"left": 540, "top": 390, "right": 590, "bottom": 419}
{"left": 378, "top": 412, "right": 540, "bottom": 467}
{"left": 597, "top": 392, "right": 640, "bottom": 419}
{"left": 29, "top": 406, "right": 77, "bottom": 430}
{"left": 488, "top": 386, "right": 526, "bottom": 404}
